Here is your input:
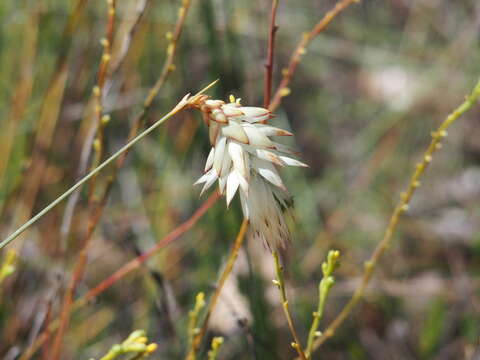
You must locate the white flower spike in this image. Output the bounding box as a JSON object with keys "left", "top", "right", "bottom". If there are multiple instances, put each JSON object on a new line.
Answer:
{"left": 192, "top": 95, "right": 307, "bottom": 249}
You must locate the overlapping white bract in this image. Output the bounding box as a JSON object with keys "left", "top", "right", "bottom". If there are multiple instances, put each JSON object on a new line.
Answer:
{"left": 194, "top": 97, "right": 307, "bottom": 248}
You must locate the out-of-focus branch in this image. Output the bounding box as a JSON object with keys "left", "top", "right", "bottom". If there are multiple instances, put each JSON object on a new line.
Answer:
{"left": 272, "top": 251, "right": 307, "bottom": 360}
{"left": 306, "top": 78, "right": 480, "bottom": 356}
{"left": 51, "top": 1, "right": 118, "bottom": 358}
{"left": 60, "top": 0, "right": 151, "bottom": 242}
{"left": 0, "top": 8, "right": 39, "bottom": 202}
{"left": 186, "top": 219, "right": 249, "bottom": 360}
{"left": 144, "top": 0, "right": 191, "bottom": 109}
{"left": 263, "top": 0, "right": 279, "bottom": 109}
{"left": 18, "top": 191, "right": 220, "bottom": 360}
{"left": 6, "top": 0, "right": 89, "bottom": 249}
{"left": 269, "top": 0, "right": 359, "bottom": 112}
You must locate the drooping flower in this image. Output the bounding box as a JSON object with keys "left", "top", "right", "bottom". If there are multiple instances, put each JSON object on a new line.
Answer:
{"left": 192, "top": 95, "right": 307, "bottom": 249}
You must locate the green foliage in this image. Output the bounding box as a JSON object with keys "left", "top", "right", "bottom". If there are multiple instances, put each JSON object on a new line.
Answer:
{"left": 0, "top": 0, "right": 479, "bottom": 359}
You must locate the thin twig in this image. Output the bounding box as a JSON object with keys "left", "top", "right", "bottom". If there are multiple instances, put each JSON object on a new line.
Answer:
{"left": 0, "top": 83, "right": 215, "bottom": 250}
{"left": 18, "top": 192, "right": 220, "bottom": 360}
{"left": 263, "top": 0, "right": 279, "bottom": 109}
{"left": 49, "top": 82, "right": 214, "bottom": 360}
{"left": 59, "top": 0, "right": 192, "bottom": 258}
{"left": 83, "top": 191, "right": 220, "bottom": 302}
{"left": 272, "top": 251, "right": 307, "bottom": 360}
{"left": 24, "top": 3, "right": 194, "bottom": 354}
{"left": 105, "top": 0, "right": 151, "bottom": 94}
{"left": 0, "top": 7, "right": 39, "bottom": 198}
{"left": 144, "top": 0, "right": 191, "bottom": 109}
{"left": 51, "top": 3, "right": 116, "bottom": 356}
{"left": 60, "top": 0, "right": 151, "bottom": 242}
{"left": 186, "top": 219, "right": 249, "bottom": 360}
{"left": 306, "top": 78, "right": 480, "bottom": 356}
{"left": 269, "top": 0, "right": 359, "bottom": 112}
{"left": 87, "top": 0, "right": 117, "bottom": 200}
{"left": 6, "top": 0, "right": 89, "bottom": 247}
{"left": 187, "top": 292, "right": 206, "bottom": 360}
{"left": 305, "top": 250, "right": 339, "bottom": 358}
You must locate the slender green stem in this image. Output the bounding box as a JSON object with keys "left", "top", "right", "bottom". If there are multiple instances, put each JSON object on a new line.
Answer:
{"left": 187, "top": 292, "right": 206, "bottom": 360}
{"left": 97, "top": 329, "right": 157, "bottom": 360}
{"left": 306, "top": 78, "right": 480, "bottom": 355}
{"left": 207, "top": 337, "right": 224, "bottom": 360}
{"left": 0, "top": 80, "right": 218, "bottom": 249}
{"left": 305, "top": 250, "right": 339, "bottom": 358}
{"left": 272, "top": 251, "right": 308, "bottom": 360}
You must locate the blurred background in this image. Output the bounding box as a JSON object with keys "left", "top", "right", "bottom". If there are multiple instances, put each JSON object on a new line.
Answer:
{"left": 1, "top": 0, "right": 480, "bottom": 359}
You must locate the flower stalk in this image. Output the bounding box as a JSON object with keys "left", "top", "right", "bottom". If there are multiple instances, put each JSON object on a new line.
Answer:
{"left": 0, "top": 80, "right": 218, "bottom": 250}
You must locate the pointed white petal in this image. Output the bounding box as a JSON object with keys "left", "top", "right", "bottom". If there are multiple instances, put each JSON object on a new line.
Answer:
{"left": 243, "top": 124, "right": 273, "bottom": 148}
{"left": 240, "top": 107, "right": 271, "bottom": 123}
{"left": 240, "top": 107, "right": 269, "bottom": 117}
{"left": 219, "top": 149, "right": 232, "bottom": 177}
{"left": 226, "top": 171, "right": 240, "bottom": 206}
{"left": 194, "top": 170, "right": 217, "bottom": 195}
{"left": 204, "top": 147, "right": 215, "bottom": 172}
{"left": 222, "top": 104, "right": 244, "bottom": 118}
{"left": 194, "top": 170, "right": 214, "bottom": 185}
{"left": 222, "top": 122, "right": 249, "bottom": 143}
{"left": 258, "top": 125, "right": 293, "bottom": 137}
{"left": 200, "top": 172, "right": 218, "bottom": 196}
{"left": 252, "top": 159, "right": 286, "bottom": 190}
{"left": 238, "top": 173, "right": 249, "bottom": 193}
{"left": 212, "top": 136, "right": 227, "bottom": 175}
{"left": 218, "top": 174, "right": 227, "bottom": 194}
{"left": 228, "top": 141, "right": 247, "bottom": 179}
{"left": 253, "top": 149, "right": 284, "bottom": 166}
{"left": 278, "top": 155, "right": 309, "bottom": 167}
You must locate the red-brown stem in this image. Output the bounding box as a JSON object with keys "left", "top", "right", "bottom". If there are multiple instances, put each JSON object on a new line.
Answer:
{"left": 88, "top": 0, "right": 117, "bottom": 199}
{"left": 60, "top": 0, "right": 151, "bottom": 242}
{"left": 269, "top": 0, "right": 358, "bottom": 112}
{"left": 144, "top": 0, "right": 191, "bottom": 109}
{"left": 263, "top": 0, "right": 279, "bottom": 109}
{"left": 18, "top": 192, "right": 220, "bottom": 360}
{"left": 83, "top": 192, "right": 220, "bottom": 302}
{"left": 50, "top": 205, "right": 105, "bottom": 360}
{"left": 50, "top": 1, "right": 117, "bottom": 359}
{"left": 49, "top": 0, "right": 194, "bottom": 357}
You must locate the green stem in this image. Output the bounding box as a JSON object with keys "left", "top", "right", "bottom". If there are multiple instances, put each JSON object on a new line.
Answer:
{"left": 305, "top": 250, "right": 339, "bottom": 358}
{"left": 0, "top": 80, "right": 218, "bottom": 249}
{"left": 307, "top": 78, "right": 480, "bottom": 355}
{"left": 272, "top": 251, "right": 308, "bottom": 360}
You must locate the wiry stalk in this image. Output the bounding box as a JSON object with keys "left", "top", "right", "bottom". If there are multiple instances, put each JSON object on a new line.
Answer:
{"left": 18, "top": 192, "right": 220, "bottom": 360}
{"left": 0, "top": 81, "right": 218, "bottom": 250}
{"left": 186, "top": 219, "right": 249, "bottom": 360}
{"left": 305, "top": 78, "right": 480, "bottom": 356}
{"left": 272, "top": 251, "right": 307, "bottom": 360}
{"left": 263, "top": 0, "right": 279, "bottom": 109}
{"left": 50, "top": 2, "right": 118, "bottom": 357}
{"left": 269, "top": 0, "right": 360, "bottom": 112}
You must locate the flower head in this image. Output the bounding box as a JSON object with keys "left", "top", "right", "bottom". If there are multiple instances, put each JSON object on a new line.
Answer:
{"left": 193, "top": 96, "right": 307, "bottom": 249}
